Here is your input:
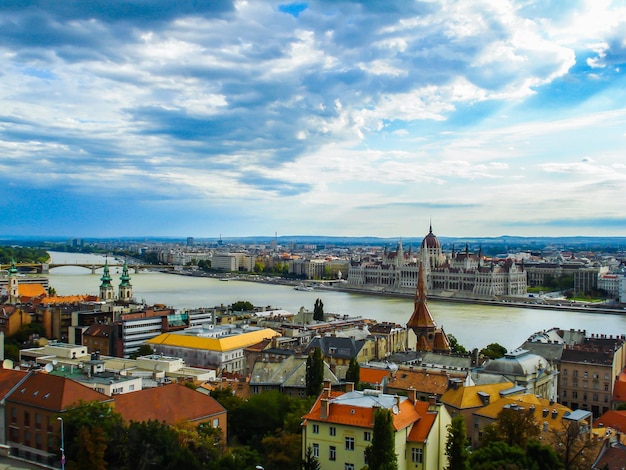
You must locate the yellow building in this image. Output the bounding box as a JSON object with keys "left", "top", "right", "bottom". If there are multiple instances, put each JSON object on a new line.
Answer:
{"left": 302, "top": 382, "right": 451, "bottom": 470}
{"left": 147, "top": 326, "right": 280, "bottom": 374}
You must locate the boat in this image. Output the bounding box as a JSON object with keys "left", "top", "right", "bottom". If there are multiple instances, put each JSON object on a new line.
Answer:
{"left": 294, "top": 285, "right": 314, "bottom": 291}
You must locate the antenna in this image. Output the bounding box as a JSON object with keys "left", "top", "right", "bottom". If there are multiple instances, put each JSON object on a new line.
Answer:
{"left": 44, "top": 363, "right": 54, "bottom": 373}
{"left": 2, "top": 359, "right": 14, "bottom": 370}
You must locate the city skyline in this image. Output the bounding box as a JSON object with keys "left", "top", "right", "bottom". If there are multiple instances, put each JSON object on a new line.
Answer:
{"left": 1, "top": 1, "right": 625, "bottom": 239}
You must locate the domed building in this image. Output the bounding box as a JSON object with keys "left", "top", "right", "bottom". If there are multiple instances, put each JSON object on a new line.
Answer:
{"left": 482, "top": 349, "right": 558, "bottom": 400}
{"left": 347, "top": 223, "right": 527, "bottom": 298}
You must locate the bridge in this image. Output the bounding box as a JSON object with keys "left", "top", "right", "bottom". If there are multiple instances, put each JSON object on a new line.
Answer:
{"left": 2, "top": 263, "right": 176, "bottom": 275}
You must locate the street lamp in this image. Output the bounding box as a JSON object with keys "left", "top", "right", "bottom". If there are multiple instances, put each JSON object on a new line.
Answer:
{"left": 57, "top": 417, "right": 65, "bottom": 470}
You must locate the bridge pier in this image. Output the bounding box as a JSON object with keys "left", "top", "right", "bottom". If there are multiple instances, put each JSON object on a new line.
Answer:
{"left": 41, "top": 264, "right": 49, "bottom": 274}
{"left": 91, "top": 265, "right": 97, "bottom": 275}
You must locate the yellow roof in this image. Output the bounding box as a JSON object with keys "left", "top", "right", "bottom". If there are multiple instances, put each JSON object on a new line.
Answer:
{"left": 147, "top": 328, "right": 280, "bottom": 352}
{"left": 18, "top": 284, "right": 47, "bottom": 297}
{"left": 441, "top": 381, "right": 515, "bottom": 409}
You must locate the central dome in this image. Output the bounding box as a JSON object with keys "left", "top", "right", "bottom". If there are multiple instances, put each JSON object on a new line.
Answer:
{"left": 421, "top": 225, "right": 441, "bottom": 249}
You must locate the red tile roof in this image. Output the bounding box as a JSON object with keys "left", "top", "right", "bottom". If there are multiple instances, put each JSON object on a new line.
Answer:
{"left": 407, "top": 401, "right": 437, "bottom": 443}
{"left": 596, "top": 410, "right": 626, "bottom": 434}
{"left": 5, "top": 371, "right": 110, "bottom": 411}
{"left": 359, "top": 367, "right": 392, "bottom": 386}
{"left": 0, "top": 369, "right": 28, "bottom": 397}
{"left": 113, "top": 383, "right": 226, "bottom": 424}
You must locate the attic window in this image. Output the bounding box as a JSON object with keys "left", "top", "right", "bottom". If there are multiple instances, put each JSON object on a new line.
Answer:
{"left": 33, "top": 391, "right": 38, "bottom": 396}
{"left": 350, "top": 409, "right": 355, "bottom": 414}
{"left": 44, "top": 393, "right": 50, "bottom": 399}
{"left": 20, "top": 388, "right": 25, "bottom": 394}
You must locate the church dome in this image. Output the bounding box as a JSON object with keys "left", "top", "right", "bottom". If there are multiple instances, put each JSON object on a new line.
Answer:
{"left": 483, "top": 349, "right": 549, "bottom": 377}
{"left": 421, "top": 225, "right": 441, "bottom": 250}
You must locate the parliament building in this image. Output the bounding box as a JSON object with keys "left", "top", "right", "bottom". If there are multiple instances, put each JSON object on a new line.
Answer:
{"left": 347, "top": 224, "right": 527, "bottom": 298}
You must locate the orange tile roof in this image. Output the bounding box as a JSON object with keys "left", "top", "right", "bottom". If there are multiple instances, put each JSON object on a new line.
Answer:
{"left": 387, "top": 368, "right": 449, "bottom": 395}
{"left": 40, "top": 294, "right": 97, "bottom": 304}
{"left": 359, "top": 367, "right": 392, "bottom": 386}
{"left": 302, "top": 390, "right": 425, "bottom": 432}
{"left": 596, "top": 410, "right": 626, "bottom": 433}
{"left": 407, "top": 401, "right": 437, "bottom": 443}
{"left": 18, "top": 284, "right": 47, "bottom": 298}
{"left": 614, "top": 371, "right": 626, "bottom": 403}
{"left": 113, "top": 383, "right": 226, "bottom": 424}
{"left": 6, "top": 371, "right": 111, "bottom": 411}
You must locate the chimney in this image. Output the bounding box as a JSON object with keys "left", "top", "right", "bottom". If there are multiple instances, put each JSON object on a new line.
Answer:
{"left": 345, "top": 382, "right": 355, "bottom": 392}
{"left": 407, "top": 387, "right": 417, "bottom": 404}
{"left": 542, "top": 408, "right": 549, "bottom": 418}
{"left": 551, "top": 409, "right": 558, "bottom": 419}
{"left": 320, "top": 398, "right": 330, "bottom": 419}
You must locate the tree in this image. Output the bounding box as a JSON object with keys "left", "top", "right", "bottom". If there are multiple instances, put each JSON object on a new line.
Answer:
{"left": 448, "top": 335, "right": 468, "bottom": 355}
{"left": 302, "top": 446, "right": 321, "bottom": 470}
{"left": 445, "top": 414, "right": 470, "bottom": 470}
{"left": 346, "top": 357, "right": 360, "bottom": 386}
{"left": 481, "top": 406, "right": 540, "bottom": 449}
{"left": 130, "top": 343, "right": 154, "bottom": 359}
{"left": 525, "top": 440, "right": 563, "bottom": 470}
{"left": 261, "top": 431, "right": 302, "bottom": 470}
{"left": 306, "top": 348, "right": 325, "bottom": 397}
{"left": 231, "top": 300, "right": 254, "bottom": 312}
{"left": 469, "top": 441, "right": 526, "bottom": 470}
{"left": 480, "top": 342, "right": 507, "bottom": 360}
{"left": 313, "top": 298, "right": 324, "bottom": 321}
{"left": 365, "top": 408, "right": 398, "bottom": 470}
{"left": 550, "top": 419, "right": 598, "bottom": 470}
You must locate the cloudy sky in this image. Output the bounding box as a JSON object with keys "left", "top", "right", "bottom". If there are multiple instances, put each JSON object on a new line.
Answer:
{"left": 1, "top": 1, "right": 625, "bottom": 239}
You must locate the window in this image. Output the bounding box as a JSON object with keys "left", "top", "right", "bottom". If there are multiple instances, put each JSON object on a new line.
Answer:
{"left": 35, "top": 413, "right": 41, "bottom": 430}
{"left": 563, "top": 369, "right": 568, "bottom": 376}
{"left": 345, "top": 436, "right": 355, "bottom": 451}
{"left": 10, "top": 408, "right": 16, "bottom": 425}
{"left": 593, "top": 394, "right": 598, "bottom": 402}
{"left": 563, "top": 390, "right": 567, "bottom": 398}
{"left": 24, "top": 412, "right": 30, "bottom": 427}
{"left": 562, "top": 378, "right": 568, "bottom": 386}
{"left": 583, "top": 381, "right": 588, "bottom": 389}
{"left": 573, "top": 380, "right": 578, "bottom": 387}
{"left": 573, "top": 391, "right": 578, "bottom": 398}
{"left": 344, "top": 464, "right": 355, "bottom": 470}
{"left": 574, "top": 370, "right": 579, "bottom": 377}
{"left": 364, "top": 431, "right": 371, "bottom": 442}
{"left": 312, "top": 424, "right": 319, "bottom": 434}
{"left": 583, "top": 371, "right": 588, "bottom": 378}
{"left": 329, "top": 446, "right": 336, "bottom": 461}
{"left": 312, "top": 443, "right": 319, "bottom": 458}
{"left": 213, "top": 418, "right": 219, "bottom": 428}
{"left": 412, "top": 447, "right": 424, "bottom": 464}
{"left": 604, "top": 384, "right": 610, "bottom": 391}
{"left": 330, "top": 426, "right": 336, "bottom": 436}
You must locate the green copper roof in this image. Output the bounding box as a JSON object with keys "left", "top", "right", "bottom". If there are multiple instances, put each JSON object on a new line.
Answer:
{"left": 119, "top": 261, "right": 132, "bottom": 286}
{"left": 100, "top": 260, "right": 113, "bottom": 287}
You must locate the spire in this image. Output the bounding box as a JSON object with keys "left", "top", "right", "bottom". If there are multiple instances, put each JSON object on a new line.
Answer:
{"left": 100, "top": 258, "right": 112, "bottom": 288}
{"left": 8, "top": 258, "right": 18, "bottom": 275}
{"left": 406, "top": 262, "right": 436, "bottom": 331}
{"left": 119, "top": 261, "right": 131, "bottom": 287}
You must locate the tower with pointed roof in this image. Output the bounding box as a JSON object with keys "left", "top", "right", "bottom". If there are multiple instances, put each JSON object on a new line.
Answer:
{"left": 99, "top": 259, "right": 115, "bottom": 301}
{"left": 406, "top": 262, "right": 451, "bottom": 353}
{"left": 118, "top": 261, "right": 133, "bottom": 302}
{"left": 8, "top": 258, "right": 19, "bottom": 303}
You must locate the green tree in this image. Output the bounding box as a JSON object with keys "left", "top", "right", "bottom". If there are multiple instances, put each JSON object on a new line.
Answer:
{"left": 313, "top": 298, "right": 324, "bottom": 321}
{"left": 526, "top": 440, "right": 564, "bottom": 470}
{"left": 445, "top": 414, "right": 470, "bottom": 470}
{"left": 469, "top": 441, "right": 526, "bottom": 470}
{"left": 346, "top": 357, "right": 360, "bottom": 386}
{"left": 130, "top": 343, "right": 154, "bottom": 359}
{"left": 365, "top": 408, "right": 398, "bottom": 470}
{"left": 261, "top": 431, "right": 302, "bottom": 470}
{"left": 480, "top": 342, "right": 507, "bottom": 360}
{"left": 448, "top": 335, "right": 468, "bottom": 355}
{"left": 306, "top": 348, "right": 325, "bottom": 397}
{"left": 231, "top": 300, "right": 254, "bottom": 312}
{"left": 481, "top": 407, "right": 540, "bottom": 449}
{"left": 302, "top": 446, "right": 321, "bottom": 470}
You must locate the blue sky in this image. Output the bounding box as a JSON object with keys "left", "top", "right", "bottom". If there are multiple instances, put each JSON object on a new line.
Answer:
{"left": 1, "top": 0, "right": 625, "bottom": 239}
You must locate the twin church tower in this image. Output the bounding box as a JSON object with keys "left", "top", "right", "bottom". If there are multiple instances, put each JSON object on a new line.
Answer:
{"left": 99, "top": 259, "right": 133, "bottom": 302}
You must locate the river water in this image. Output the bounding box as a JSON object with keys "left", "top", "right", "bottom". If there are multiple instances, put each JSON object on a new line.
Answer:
{"left": 45, "top": 252, "right": 626, "bottom": 352}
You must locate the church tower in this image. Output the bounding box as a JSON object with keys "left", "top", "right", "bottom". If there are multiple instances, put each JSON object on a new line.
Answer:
{"left": 99, "top": 259, "right": 115, "bottom": 302}
{"left": 118, "top": 261, "right": 133, "bottom": 302}
{"left": 8, "top": 258, "right": 19, "bottom": 304}
{"left": 406, "top": 262, "right": 451, "bottom": 353}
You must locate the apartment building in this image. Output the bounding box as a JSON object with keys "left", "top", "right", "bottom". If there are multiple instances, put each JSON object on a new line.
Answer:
{"left": 302, "top": 382, "right": 450, "bottom": 470}
{"left": 559, "top": 334, "right": 626, "bottom": 418}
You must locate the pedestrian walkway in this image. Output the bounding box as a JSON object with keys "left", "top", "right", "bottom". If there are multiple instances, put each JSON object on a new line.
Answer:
{"left": 0, "top": 456, "right": 52, "bottom": 470}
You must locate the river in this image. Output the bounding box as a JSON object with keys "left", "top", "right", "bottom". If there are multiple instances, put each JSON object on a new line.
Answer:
{"left": 45, "top": 252, "right": 626, "bottom": 352}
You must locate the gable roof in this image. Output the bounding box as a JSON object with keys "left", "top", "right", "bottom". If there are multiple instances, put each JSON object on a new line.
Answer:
{"left": 113, "top": 383, "right": 226, "bottom": 424}
{"left": 406, "top": 401, "right": 438, "bottom": 443}
{"left": 360, "top": 367, "right": 393, "bottom": 386}
{"left": 386, "top": 368, "right": 449, "bottom": 395}
{"left": 5, "top": 371, "right": 111, "bottom": 411}
{"left": 441, "top": 381, "right": 516, "bottom": 409}
{"left": 305, "top": 336, "right": 366, "bottom": 360}
{"left": 0, "top": 369, "right": 29, "bottom": 398}
{"left": 596, "top": 410, "right": 626, "bottom": 433}
{"left": 18, "top": 283, "right": 47, "bottom": 298}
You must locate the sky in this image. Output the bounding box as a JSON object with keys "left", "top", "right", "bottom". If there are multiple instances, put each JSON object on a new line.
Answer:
{"left": 1, "top": 0, "right": 626, "bottom": 239}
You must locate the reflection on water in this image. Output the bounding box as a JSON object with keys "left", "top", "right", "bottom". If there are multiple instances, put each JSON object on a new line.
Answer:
{"left": 46, "top": 252, "right": 626, "bottom": 351}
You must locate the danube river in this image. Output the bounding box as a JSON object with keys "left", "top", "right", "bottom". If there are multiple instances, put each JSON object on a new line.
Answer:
{"left": 45, "top": 252, "right": 626, "bottom": 352}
